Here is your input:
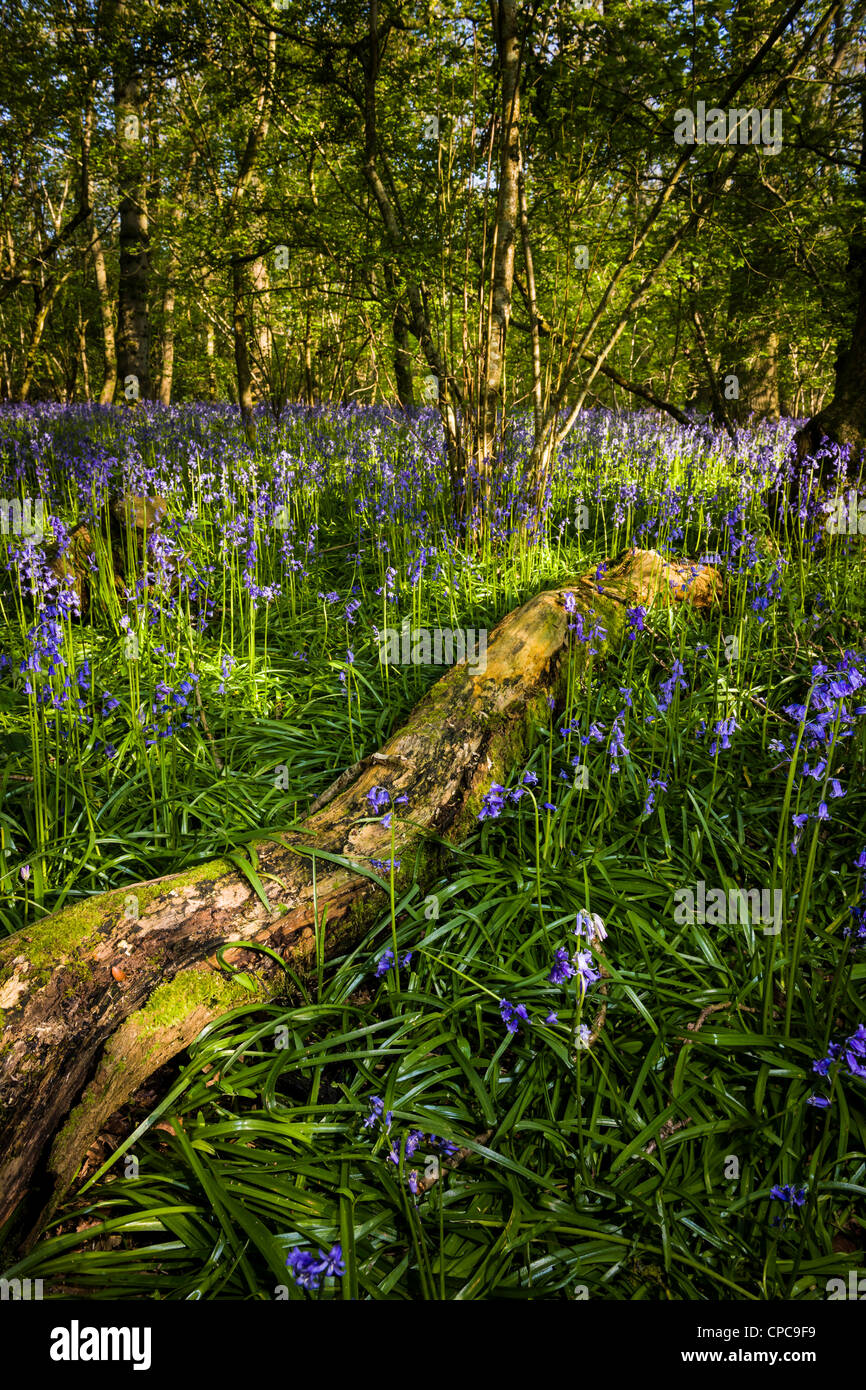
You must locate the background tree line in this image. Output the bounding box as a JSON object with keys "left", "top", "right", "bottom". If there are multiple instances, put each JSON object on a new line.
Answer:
{"left": 0, "top": 0, "right": 863, "bottom": 477}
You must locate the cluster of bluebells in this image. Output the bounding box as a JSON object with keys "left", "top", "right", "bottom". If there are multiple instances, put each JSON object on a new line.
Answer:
{"left": 499, "top": 1000, "right": 588, "bottom": 1042}
{"left": 768, "top": 1176, "right": 809, "bottom": 1229}
{"left": 695, "top": 714, "right": 738, "bottom": 756}
{"left": 362, "top": 1094, "right": 458, "bottom": 1198}
{"left": 656, "top": 659, "right": 688, "bottom": 715}
{"left": 807, "top": 1022, "right": 866, "bottom": 1108}
{"left": 626, "top": 604, "right": 647, "bottom": 640}
{"left": 500, "top": 998, "right": 533, "bottom": 1033}
{"left": 478, "top": 769, "right": 541, "bottom": 821}
{"left": 497, "top": 912, "right": 608, "bottom": 1040}
{"left": 563, "top": 592, "right": 606, "bottom": 653}
{"left": 575, "top": 908, "right": 608, "bottom": 945}
{"left": 667, "top": 564, "right": 703, "bottom": 599}
{"left": 643, "top": 772, "right": 668, "bottom": 817}
{"left": 769, "top": 1183, "right": 807, "bottom": 1210}
{"left": 546, "top": 910, "right": 605, "bottom": 990}
{"left": 774, "top": 655, "right": 866, "bottom": 854}
{"left": 373, "top": 947, "right": 413, "bottom": 978}
{"left": 138, "top": 670, "right": 199, "bottom": 745}
{"left": 285, "top": 1243, "right": 345, "bottom": 1292}
{"left": 607, "top": 711, "right": 630, "bottom": 774}
{"left": 746, "top": 556, "right": 787, "bottom": 625}
{"left": 216, "top": 652, "right": 235, "bottom": 695}
{"left": 547, "top": 944, "right": 599, "bottom": 996}
{"left": 533, "top": 910, "right": 608, "bottom": 1039}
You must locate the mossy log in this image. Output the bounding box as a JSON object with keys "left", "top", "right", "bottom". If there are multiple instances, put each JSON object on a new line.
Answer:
{"left": 0, "top": 548, "right": 721, "bottom": 1243}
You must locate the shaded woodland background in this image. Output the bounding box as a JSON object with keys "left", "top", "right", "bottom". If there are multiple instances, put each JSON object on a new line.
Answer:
{"left": 0, "top": 0, "right": 863, "bottom": 467}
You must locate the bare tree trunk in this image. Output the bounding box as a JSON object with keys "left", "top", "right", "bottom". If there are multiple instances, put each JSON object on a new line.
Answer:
{"left": 19, "top": 284, "right": 55, "bottom": 401}
{"left": 112, "top": 4, "right": 151, "bottom": 401}
{"left": 76, "top": 307, "right": 90, "bottom": 402}
{"left": 0, "top": 549, "right": 721, "bottom": 1248}
{"left": 719, "top": 0, "right": 783, "bottom": 424}
{"left": 157, "top": 158, "right": 196, "bottom": 405}
{"left": 82, "top": 92, "right": 117, "bottom": 405}
{"left": 158, "top": 265, "right": 178, "bottom": 406}
{"left": 303, "top": 306, "right": 316, "bottom": 404}
{"left": 794, "top": 88, "right": 866, "bottom": 470}
{"left": 387, "top": 265, "right": 414, "bottom": 409}
{"left": 232, "top": 256, "right": 257, "bottom": 444}
{"left": 225, "top": 28, "right": 275, "bottom": 440}
{"left": 478, "top": 0, "right": 521, "bottom": 497}
{"left": 690, "top": 304, "right": 736, "bottom": 440}
{"left": 251, "top": 250, "right": 273, "bottom": 405}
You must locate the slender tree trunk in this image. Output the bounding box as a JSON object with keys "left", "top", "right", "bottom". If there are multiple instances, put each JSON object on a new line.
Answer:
{"left": 76, "top": 307, "right": 90, "bottom": 401}
{"left": 382, "top": 262, "right": 413, "bottom": 406}
{"left": 225, "top": 28, "right": 275, "bottom": 439}
{"left": 82, "top": 93, "right": 117, "bottom": 405}
{"left": 303, "top": 306, "right": 315, "bottom": 404}
{"left": 251, "top": 250, "right": 273, "bottom": 404}
{"left": 205, "top": 318, "right": 217, "bottom": 400}
{"left": 112, "top": 5, "right": 150, "bottom": 401}
{"left": 18, "top": 288, "right": 48, "bottom": 401}
{"left": 157, "top": 158, "right": 196, "bottom": 405}
{"left": 392, "top": 300, "right": 414, "bottom": 408}
{"left": 158, "top": 265, "right": 178, "bottom": 405}
{"left": 19, "top": 278, "right": 64, "bottom": 401}
{"left": 360, "top": 3, "right": 463, "bottom": 467}
{"left": 478, "top": 0, "right": 521, "bottom": 495}
{"left": 232, "top": 257, "right": 257, "bottom": 444}
{"left": 794, "top": 88, "right": 866, "bottom": 470}
{"left": 719, "top": 1, "right": 783, "bottom": 424}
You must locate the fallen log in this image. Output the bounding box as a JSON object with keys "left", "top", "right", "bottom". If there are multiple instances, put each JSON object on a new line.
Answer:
{"left": 0, "top": 548, "right": 722, "bottom": 1245}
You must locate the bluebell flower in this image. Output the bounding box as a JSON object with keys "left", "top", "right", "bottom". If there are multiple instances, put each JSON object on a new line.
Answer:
{"left": 366, "top": 784, "right": 391, "bottom": 814}
{"left": 500, "top": 998, "right": 529, "bottom": 1034}
{"left": 770, "top": 1184, "right": 807, "bottom": 1207}
{"left": 574, "top": 950, "right": 600, "bottom": 992}
{"left": 478, "top": 783, "right": 506, "bottom": 820}
{"left": 574, "top": 909, "right": 607, "bottom": 943}
{"left": 548, "top": 947, "right": 576, "bottom": 984}
{"left": 364, "top": 1096, "right": 384, "bottom": 1128}
{"left": 406, "top": 1129, "right": 425, "bottom": 1157}
{"left": 286, "top": 1243, "right": 345, "bottom": 1291}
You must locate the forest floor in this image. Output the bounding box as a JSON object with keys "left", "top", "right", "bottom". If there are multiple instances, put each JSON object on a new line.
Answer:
{"left": 0, "top": 402, "right": 864, "bottom": 1299}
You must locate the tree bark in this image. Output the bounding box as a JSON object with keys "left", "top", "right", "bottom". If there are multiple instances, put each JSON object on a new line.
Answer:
{"left": 793, "top": 88, "right": 866, "bottom": 472}
{"left": 19, "top": 282, "right": 56, "bottom": 401}
{"left": 157, "top": 258, "right": 179, "bottom": 406}
{"left": 112, "top": 4, "right": 151, "bottom": 402}
{"left": 157, "top": 158, "right": 195, "bottom": 406}
{"left": 0, "top": 548, "right": 721, "bottom": 1248}
{"left": 82, "top": 91, "right": 118, "bottom": 405}
{"left": 226, "top": 29, "right": 276, "bottom": 442}
{"left": 232, "top": 256, "right": 257, "bottom": 444}
{"left": 479, "top": 0, "right": 521, "bottom": 486}
{"left": 384, "top": 263, "right": 414, "bottom": 408}
{"left": 251, "top": 250, "right": 273, "bottom": 404}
